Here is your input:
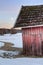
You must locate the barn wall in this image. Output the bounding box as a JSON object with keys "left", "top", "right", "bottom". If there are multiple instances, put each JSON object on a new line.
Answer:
{"left": 22, "top": 27, "right": 43, "bottom": 56}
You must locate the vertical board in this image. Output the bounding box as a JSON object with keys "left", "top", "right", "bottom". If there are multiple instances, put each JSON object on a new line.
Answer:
{"left": 22, "top": 26, "right": 43, "bottom": 56}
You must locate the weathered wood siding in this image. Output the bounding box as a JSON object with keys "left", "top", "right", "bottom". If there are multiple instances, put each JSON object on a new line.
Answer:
{"left": 22, "top": 27, "right": 43, "bottom": 56}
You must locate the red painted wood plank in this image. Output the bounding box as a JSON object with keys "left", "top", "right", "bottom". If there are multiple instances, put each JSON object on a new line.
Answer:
{"left": 22, "top": 27, "right": 43, "bottom": 55}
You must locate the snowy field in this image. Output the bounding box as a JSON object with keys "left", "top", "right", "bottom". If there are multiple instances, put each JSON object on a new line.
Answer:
{"left": 0, "top": 33, "right": 23, "bottom": 48}
{"left": 0, "top": 33, "right": 23, "bottom": 58}
{"left": 0, "top": 57, "right": 43, "bottom": 65}
{"left": 0, "top": 50, "right": 21, "bottom": 58}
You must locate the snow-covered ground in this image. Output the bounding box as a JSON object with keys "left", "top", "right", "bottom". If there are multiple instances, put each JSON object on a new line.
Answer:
{"left": 0, "top": 33, "right": 23, "bottom": 58}
{"left": 0, "top": 33, "right": 23, "bottom": 48}
{"left": 0, "top": 50, "right": 21, "bottom": 58}
{"left": 0, "top": 42, "right": 4, "bottom": 47}
{"left": 0, "top": 57, "right": 43, "bottom": 65}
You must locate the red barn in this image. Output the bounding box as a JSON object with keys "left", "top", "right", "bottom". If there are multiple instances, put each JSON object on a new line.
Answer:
{"left": 14, "top": 5, "right": 43, "bottom": 56}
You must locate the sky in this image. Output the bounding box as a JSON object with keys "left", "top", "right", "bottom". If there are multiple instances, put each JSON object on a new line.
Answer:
{"left": 0, "top": 0, "right": 43, "bottom": 29}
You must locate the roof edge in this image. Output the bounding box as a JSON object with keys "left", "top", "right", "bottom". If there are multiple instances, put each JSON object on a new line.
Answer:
{"left": 14, "top": 24, "right": 43, "bottom": 29}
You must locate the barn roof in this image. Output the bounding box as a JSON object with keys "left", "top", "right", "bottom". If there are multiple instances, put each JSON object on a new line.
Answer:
{"left": 14, "top": 5, "right": 43, "bottom": 28}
